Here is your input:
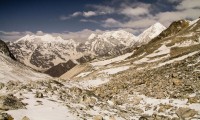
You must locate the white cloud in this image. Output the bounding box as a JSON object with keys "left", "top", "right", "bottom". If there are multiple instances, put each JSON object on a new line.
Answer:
{"left": 59, "top": 16, "right": 69, "bottom": 20}
{"left": 83, "top": 11, "right": 97, "bottom": 17}
{"left": 176, "top": 0, "right": 200, "bottom": 10}
{"left": 156, "top": 8, "right": 200, "bottom": 26}
{"left": 0, "top": 31, "right": 33, "bottom": 41}
{"left": 0, "top": 31, "right": 20, "bottom": 36}
{"left": 166, "top": 0, "right": 182, "bottom": 3}
{"left": 88, "top": 5, "right": 115, "bottom": 14}
{"left": 121, "top": 7, "right": 149, "bottom": 16}
{"left": 80, "top": 19, "right": 98, "bottom": 23}
{"left": 102, "top": 17, "right": 157, "bottom": 30}
{"left": 103, "top": 18, "right": 122, "bottom": 28}
{"left": 61, "top": 5, "right": 115, "bottom": 20}
{"left": 60, "top": 11, "right": 97, "bottom": 20}
{"left": 122, "top": 19, "right": 157, "bottom": 28}
{"left": 0, "top": 29, "right": 106, "bottom": 42}
{"left": 71, "top": 12, "right": 82, "bottom": 17}
{"left": 100, "top": 0, "right": 200, "bottom": 30}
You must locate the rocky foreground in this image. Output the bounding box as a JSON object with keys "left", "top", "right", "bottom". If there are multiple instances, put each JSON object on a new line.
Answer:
{"left": 0, "top": 52, "right": 199, "bottom": 120}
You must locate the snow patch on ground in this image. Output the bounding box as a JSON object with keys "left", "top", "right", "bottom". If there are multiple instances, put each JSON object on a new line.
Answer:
{"left": 147, "top": 45, "right": 170, "bottom": 58}
{"left": 76, "top": 78, "right": 109, "bottom": 88}
{"left": 99, "top": 66, "right": 130, "bottom": 75}
{"left": 138, "top": 95, "right": 186, "bottom": 115}
{"left": 76, "top": 71, "right": 92, "bottom": 78}
{"left": 7, "top": 93, "right": 77, "bottom": 120}
{"left": 189, "top": 18, "right": 200, "bottom": 26}
{"left": 155, "top": 51, "right": 199, "bottom": 68}
{"left": 172, "top": 40, "right": 199, "bottom": 47}
{"left": 134, "top": 45, "right": 170, "bottom": 64}
{"left": 126, "top": 93, "right": 200, "bottom": 118}
{"left": 91, "top": 52, "right": 133, "bottom": 66}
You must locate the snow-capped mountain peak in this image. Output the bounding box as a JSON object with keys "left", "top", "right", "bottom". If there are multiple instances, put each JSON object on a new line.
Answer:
{"left": 16, "top": 34, "right": 31, "bottom": 42}
{"left": 88, "top": 33, "right": 97, "bottom": 40}
{"left": 138, "top": 22, "right": 166, "bottom": 44}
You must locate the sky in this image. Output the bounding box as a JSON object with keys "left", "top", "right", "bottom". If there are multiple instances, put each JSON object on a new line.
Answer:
{"left": 0, "top": 0, "right": 200, "bottom": 41}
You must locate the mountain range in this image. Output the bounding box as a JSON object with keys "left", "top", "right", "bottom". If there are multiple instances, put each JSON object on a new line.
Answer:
{"left": 7, "top": 22, "right": 166, "bottom": 73}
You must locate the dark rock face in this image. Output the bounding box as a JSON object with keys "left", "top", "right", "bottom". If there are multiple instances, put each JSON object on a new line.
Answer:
{"left": 30, "top": 48, "right": 55, "bottom": 69}
{"left": 76, "top": 43, "right": 91, "bottom": 53}
{"left": 0, "top": 40, "right": 16, "bottom": 60}
{"left": 0, "top": 113, "right": 14, "bottom": 120}
{"left": 45, "top": 60, "right": 77, "bottom": 77}
{"left": 76, "top": 55, "right": 93, "bottom": 64}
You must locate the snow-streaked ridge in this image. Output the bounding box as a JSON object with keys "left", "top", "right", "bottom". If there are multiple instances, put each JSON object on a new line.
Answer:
{"left": 189, "top": 18, "right": 200, "bottom": 26}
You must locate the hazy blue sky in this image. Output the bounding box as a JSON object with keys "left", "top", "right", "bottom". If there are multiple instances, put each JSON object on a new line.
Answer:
{"left": 0, "top": 0, "right": 199, "bottom": 41}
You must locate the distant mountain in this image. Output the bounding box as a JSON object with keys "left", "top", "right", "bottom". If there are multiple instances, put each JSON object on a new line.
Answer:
{"left": 8, "top": 34, "right": 82, "bottom": 71}
{"left": 7, "top": 26, "right": 166, "bottom": 72}
{"left": 77, "top": 30, "right": 138, "bottom": 56}
{"left": 8, "top": 30, "right": 138, "bottom": 71}
{"left": 137, "top": 22, "right": 166, "bottom": 45}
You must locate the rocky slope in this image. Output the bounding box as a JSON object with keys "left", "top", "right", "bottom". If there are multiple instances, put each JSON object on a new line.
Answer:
{"left": 0, "top": 39, "right": 50, "bottom": 83}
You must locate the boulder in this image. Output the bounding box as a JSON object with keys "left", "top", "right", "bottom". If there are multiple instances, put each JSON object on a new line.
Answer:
{"left": 35, "top": 91, "right": 43, "bottom": 98}
{"left": 176, "top": 107, "right": 197, "bottom": 119}
{"left": 21, "top": 116, "right": 30, "bottom": 120}
{"left": 0, "top": 83, "right": 4, "bottom": 90}
{"left": 0, "top": 94, "right": 25, "bottom": 110}
{"left": 0, "top": 113, "right": 13, "bottom": 120}
{"left": 172, "top": 78, "right": 183, "bottom": 86}
{"left": 93, "top": 115, "right": 103, "bottom": 120}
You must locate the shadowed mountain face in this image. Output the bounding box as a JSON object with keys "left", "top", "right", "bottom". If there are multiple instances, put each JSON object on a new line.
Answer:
{"left": 44, "top": 60, "right": 77, "bottom": 77}
{"left": 0, "top": 40, "right": 16, "bottom": 60}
